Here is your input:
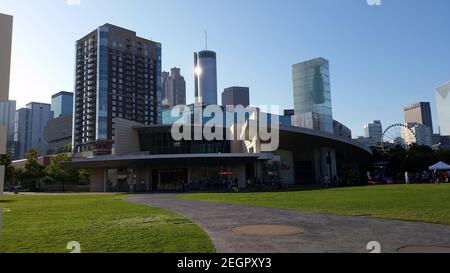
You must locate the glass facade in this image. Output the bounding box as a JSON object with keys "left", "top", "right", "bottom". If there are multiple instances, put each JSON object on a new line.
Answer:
{"left": 51, "top": 92, "right": 73, "bottom": 118}
{"left": 156, "top": 43, "right": 162, "bottom": 124}
{"left": 96, "top": 26, "right": 109, "bottom": 140}
{"left": 14, "top": 103, "right": 52, "bottom": 159}
{"left": 293, "top": 58, "right": 333, "bottom": 134}
{"left": 138, "top": 126, "right": 231, "bottom": 155}
{"left": 436, "top": 82, "right": 450, "bottom": 136}
{"left": 195, "top": 50, "right": 218, "bottom": 105}
{"left": 162, "top": 104, "right": 195, "bottom": 125}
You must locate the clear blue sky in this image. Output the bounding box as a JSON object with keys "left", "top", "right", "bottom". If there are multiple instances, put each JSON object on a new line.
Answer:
{"left": 1, "top": 0, "right": 449, "bottom": 136}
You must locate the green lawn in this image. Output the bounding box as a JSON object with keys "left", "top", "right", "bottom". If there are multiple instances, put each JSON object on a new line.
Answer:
{"left": 179, "top": 184, "right": 450, "bottom": 225}
{"left": 0, "top": 194, "right": 214, "bottom": 253}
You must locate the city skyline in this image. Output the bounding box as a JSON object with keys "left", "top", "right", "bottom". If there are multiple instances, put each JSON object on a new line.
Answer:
{"left": 2, "top": 0, "right": 450, "bottom": 136}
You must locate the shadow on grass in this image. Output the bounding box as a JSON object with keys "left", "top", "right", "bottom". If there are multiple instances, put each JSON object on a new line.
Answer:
{"left": 0, "top": 200, "right": 16, "bottom": 204}
{"left": 172, "top": 184, "right": 373, "bottom": 196}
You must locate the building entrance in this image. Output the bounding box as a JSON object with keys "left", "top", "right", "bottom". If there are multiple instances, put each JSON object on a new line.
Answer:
{"left": 152, "top": 169, "right": 188, "bottom": 192}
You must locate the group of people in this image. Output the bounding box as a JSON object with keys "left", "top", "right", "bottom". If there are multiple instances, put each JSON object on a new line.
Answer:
{"left": 323, "top": 175, "right": 346, "bottom": 187}
{"left": 431, "top": 170, "right": 449, "bottom": 184}
{"left": 245, "top": 177, "right": 287, "bottom": 190}
{"left": 404, "top": 170, "right": 449, "bottom": 184}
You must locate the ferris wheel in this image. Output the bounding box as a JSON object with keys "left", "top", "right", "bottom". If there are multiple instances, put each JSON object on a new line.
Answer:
{"left": 381, "top": 123, "right": 416, "bottom": 152}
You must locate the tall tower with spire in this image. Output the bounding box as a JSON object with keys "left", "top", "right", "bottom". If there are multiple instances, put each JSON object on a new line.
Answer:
{"left": 194, "top": 31, "right": 217, "bottom": 105}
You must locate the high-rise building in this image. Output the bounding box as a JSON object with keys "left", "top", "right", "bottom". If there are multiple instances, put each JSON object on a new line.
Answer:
{"left": 45, "top": 114, "right": 73, "bottom": 155}
{"left": 0, "top": 100, "right": 17, "bottom": 153}
{"left": 284, "top": 109, "right": 295, "bottom": 117}
{"left": 51, "top": 91, "right": 73, "bottom": 118}
{"left": 14, "top": 102, "right": 52, "bottom": 159}
{"left": 161, "top": 71, "right": 169, "bottom": 109}
{"left": 194, "top": 50, "right": 217, "bottom": 105}
{"left": 14, "top": 108, "right": 28, "bottom": 160}
{"left": 0, "top": 13, "right": 13, "bottom": 101}
{"left": 0, "top": 100, "right": 16, "bottom": 143}
{"left": 73, "top": 24, "right": 162, "bottom": 155}
{"left": 406, "top": 122, "right": 432, "bottom": 147}
{"left": 333, "top": 120, "right": 352, "bottom": 139}
{"left": 404, "top": 102, "right": 433, "bottom": 133}
{"left": 222, "top": 86, "right": 250, "bottom": 107}
{"left": 292, "top": 58, "right": 333, "bottom": 134}
{"left": 364, "top": 120, "right": 383, "bottom": 142}
{"left": 436, "top": 82, "right": 450, "bottom": 136}
{"left": 162, "top": 67, "right": 186, "bottom": 109}
{"left": 0, "top": 13, "right": 13, "bottom": 193}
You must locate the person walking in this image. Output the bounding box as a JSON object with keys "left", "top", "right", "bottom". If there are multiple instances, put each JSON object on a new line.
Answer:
{"left": 324, "top": 176, "right": 330, "bottom": 187}
{"left": 405, "top": 171, "right": 410, "bottom": 184}
{"left": 434, "top": 170, "right": 440, "bottom": 184}
{"left": 233, "top": 177, "right": 240, "bottom": 192}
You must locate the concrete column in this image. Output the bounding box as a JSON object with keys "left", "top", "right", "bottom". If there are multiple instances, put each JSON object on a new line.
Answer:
{"left": 276, "top": 150, "right": 295, "bottom": 185}
{"left": 90, "top": 168, "right": 107, "bottom": 192}
{"left": 103, "top": 168, "right": 108, "bottom": 192}
{"left": 0, "top": 166, "right": 4, "bottom": 193}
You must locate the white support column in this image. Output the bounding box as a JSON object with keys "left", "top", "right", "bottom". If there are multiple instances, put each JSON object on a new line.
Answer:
{"left": 89, "top": 168, "right": 107, "bottom": 192}
{"left": 0, "top": 166, "right": 4, "bottom": 194}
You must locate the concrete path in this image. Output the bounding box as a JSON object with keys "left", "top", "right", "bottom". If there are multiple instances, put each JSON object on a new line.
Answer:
{"left": 126, "top": 194, "right": 450, "bottom": 253}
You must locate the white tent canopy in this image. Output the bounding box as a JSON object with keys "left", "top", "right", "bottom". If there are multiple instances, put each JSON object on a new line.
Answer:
{"left": 429, "top": 161, "right": 450, "bottom": 171}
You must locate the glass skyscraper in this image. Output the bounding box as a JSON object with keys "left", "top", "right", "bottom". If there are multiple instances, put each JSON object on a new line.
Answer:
{"left": 14, "top": 102, "right": 52, "bottom": 159}
{"left": 51, "top": 91, "right": 73, "bottom": 118}
{"left": 292, "top": 58, "right": 333, "bottom": 134}
{"left": 436, "top": 82, "right": 450, "bottom": 136}
{"left": 194, "top": 50, "right": 218, "bottom": 105}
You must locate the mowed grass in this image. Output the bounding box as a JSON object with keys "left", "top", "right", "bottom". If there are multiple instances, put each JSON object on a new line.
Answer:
{"left": 179, "top": 184, "right": 450, "bottom": 225}
{"left": 0, "top": 194, "right": 214, "bottom": 253}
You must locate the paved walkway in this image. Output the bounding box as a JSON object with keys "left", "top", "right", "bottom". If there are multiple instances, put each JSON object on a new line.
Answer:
{"left": 126, "top": 194, "right": 450, "bottom": 253}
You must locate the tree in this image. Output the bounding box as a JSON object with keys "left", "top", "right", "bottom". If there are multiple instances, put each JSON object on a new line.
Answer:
{"left": 45, "top": 153, "right": 78, "bottom": 184}
{"left": 0, "top": 149, "right": 15, "bottom": 186}
{"left": 56, "top": 144, "right": 72, "bottom": 154}
{"left": 44, "top": 152, "right": 87, "bottom": 192}
{"left": 24, "top": 149, "right": 45, "bottom": 180}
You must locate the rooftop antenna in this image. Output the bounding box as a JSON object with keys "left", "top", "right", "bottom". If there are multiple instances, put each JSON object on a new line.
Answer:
{"left": 205, "top": 30, "right": 208, "bottom": 50}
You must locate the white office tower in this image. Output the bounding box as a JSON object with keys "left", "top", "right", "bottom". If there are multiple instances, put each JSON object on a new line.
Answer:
{"left": 406, "top": 123, "right": 432, "bottom": 147}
